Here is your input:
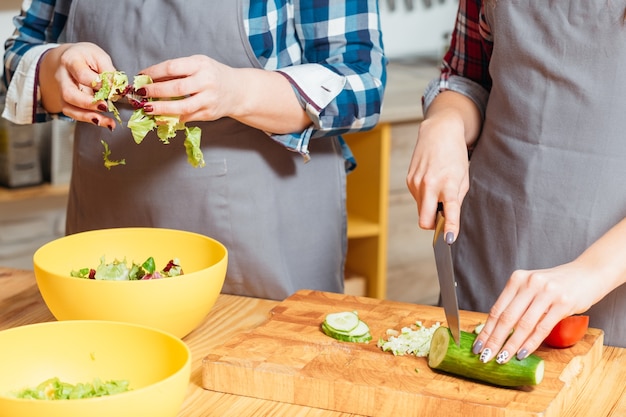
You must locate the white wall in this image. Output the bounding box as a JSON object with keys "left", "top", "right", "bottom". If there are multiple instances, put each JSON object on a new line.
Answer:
{"left": 379, "top": 0, "right": 458, "bottom": 60}
{"left": 1, "top": 10, "right": 17, "bottom": 48}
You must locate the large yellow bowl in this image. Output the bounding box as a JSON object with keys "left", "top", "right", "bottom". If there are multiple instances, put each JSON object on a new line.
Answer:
{"left": 0, "top": 320, "right": 191, "bottom": 417}
{"left": 33, "top": 227, "right": 228, "bottom": 338}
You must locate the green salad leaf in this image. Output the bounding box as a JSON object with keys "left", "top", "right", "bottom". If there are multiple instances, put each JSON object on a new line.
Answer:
{"left": 184, "top": 126, "right": 205, "bottom": 168}
{"left": 93, "top": 71, "right": 205, "bottom": 168}
{"left": 10, "top": 377, "right": 130, "bottom": 400}
{"left": 101, "top": 140, "right": 126, "bottom": 169}
{"left": 127, "top": 109, "right": 157, "bottom": 144}
{"left": 93, "top": 71, "right": 129, "bottom": 124}
{"left": 70, "top": 256, "right": 184, "bottom": 280}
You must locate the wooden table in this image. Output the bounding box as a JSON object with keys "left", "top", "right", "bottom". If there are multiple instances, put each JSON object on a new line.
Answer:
{"left": 2, "top": 266, "right": 626, "bottom": 417}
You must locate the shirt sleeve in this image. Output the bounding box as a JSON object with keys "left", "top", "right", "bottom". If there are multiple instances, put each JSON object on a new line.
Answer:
{"left": 3, "top": 44, "right": 58, "bottom": 124}
{"left": 423, "top": 0, "right": 492, "bottom": 119}
{"left": 3, "top": 0, "right": 67, "bottom": 124}
{"left": 276, "top": 0, "right": 387, "bottom": 139}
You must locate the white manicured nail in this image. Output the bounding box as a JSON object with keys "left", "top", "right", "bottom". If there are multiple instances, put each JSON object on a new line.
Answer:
{"left": 496, "top": 350, "right": 509, "bottom": 364}
{"left": 479, "top": 348, "right": 492, "bottom": 363}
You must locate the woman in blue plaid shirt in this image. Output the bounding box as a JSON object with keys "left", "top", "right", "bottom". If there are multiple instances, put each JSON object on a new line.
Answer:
{"left": 2, "top": 0, "right": 387, "bottom": 300}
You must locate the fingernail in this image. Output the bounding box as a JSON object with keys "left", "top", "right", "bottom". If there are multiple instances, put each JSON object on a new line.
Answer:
{"left": 472, "top": 339, "right": 483, "bottom": 355}
{"left": 135, "top": 87, "right": 147, "bottom": 96}
{"left": 91, "top": 118, "right": 99, "bottom": 126}
{"left": 496, "top": 350, "right": 509, "bottom": 364}
{"left": 516, "top": 348, "right": 529, "bottom": 360}
{"left": 479, "top": 348, "right": 492, "bottom": 363}
{"left": 143, "top": 104, "right": 153, "bottom": 113}
{"left": 107, "top": 124, "right": 114, "bottom": 132}
{"left": 445, "top": 232, "right": 454, "bottom": 244}
{"left": 97, "top": 103, "right": 108, "bottom": 112}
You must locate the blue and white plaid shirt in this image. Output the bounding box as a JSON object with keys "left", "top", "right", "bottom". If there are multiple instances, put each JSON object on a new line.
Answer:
{"left": 3, "top": 0, "right": 387, "bottom": 168}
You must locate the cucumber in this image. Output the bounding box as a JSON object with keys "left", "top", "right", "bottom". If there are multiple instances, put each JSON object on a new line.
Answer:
{"left": 321, "top": 311, "right": 372, "bottom": 343}
{"left": 428, "top": 327, "right": 544, "bottom": 387}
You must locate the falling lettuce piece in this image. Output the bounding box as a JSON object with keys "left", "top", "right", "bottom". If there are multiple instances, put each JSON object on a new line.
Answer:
{"left": 101, "top": 140, "right": 126, "bottom": 169}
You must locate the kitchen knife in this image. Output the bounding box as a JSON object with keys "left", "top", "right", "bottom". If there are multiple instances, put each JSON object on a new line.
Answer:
{"left": 432, "top": 204, "right": 461, "bottom": 345}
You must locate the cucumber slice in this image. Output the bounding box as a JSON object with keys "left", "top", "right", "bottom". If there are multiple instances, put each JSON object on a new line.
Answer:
{"left": 321, "top": 322, "right": 372, "bottom": 343}
{"left": 321, "top": 311, "right": 372, "bottom": 343}
{"left": 324, "top": 311, "right": 359, "bottom": 333}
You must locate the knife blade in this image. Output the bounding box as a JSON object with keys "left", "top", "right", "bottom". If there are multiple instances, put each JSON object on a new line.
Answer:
{"left": 432, "top": 204, "right": 461, "bottom": 345}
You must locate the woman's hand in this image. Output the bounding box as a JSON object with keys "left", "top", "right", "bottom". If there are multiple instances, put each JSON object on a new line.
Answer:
{"left": 138, "top": 55, "right": 310, "bottom": 134}
{"left": 406, "top": 90, "right": 481, "bottom": 238}
{"left": 406, "top": 109, "right": 469, "bottom": 239}
{"left": 39, "top": 42, "right": 117, "bottom": 128}
{"left": 475, "top": 217, "right": 626, "bottom": 364}
{"left": 473, "top": 262, "right": 598, "bottom": 364}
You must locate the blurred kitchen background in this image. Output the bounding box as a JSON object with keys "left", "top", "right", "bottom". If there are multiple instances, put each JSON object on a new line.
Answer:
{"left": 0, "top": 0, "right": 458, "bottom": 306}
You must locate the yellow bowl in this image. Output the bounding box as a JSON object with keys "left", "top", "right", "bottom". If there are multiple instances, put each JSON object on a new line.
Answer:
{"left": 0, "top": 320, "right": 191, "bottom": 417}
{"left": 33, "top": 227, "right": 228, "bottom": 338}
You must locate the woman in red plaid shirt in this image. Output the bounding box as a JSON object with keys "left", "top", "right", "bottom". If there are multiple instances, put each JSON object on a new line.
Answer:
{"left": 407, "top": 0, "right": 626, "bottom": 362}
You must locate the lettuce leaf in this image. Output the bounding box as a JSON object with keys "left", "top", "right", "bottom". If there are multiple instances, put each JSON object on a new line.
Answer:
{"left": 95, "top": 71, "right": 204, "bottom": 168}
{"left": 127, "top": 109, "right": 157, "bottom": 144}
{"left": 101, "top": 140, "right": 126, "bottom": 169}
{"left": 184, "top": 126, "right": 205, "bottom": 168}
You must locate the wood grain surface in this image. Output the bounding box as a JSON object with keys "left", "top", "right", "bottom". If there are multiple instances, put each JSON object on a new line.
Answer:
{"left": 202, "top": 290, "right": 604, "bottom": 417}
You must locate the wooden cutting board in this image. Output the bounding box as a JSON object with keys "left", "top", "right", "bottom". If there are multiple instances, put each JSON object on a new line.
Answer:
{"left": 201, "top": 290, "right": 604, "bottom": 417}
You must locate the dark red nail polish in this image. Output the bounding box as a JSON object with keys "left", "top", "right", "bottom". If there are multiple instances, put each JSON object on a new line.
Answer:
{"left": 91, "top": 118, "right": 99, "bottom": 126}
{"left": 136, "top": 88, "right": 147, "bottom": 96}
{"left": 107, "top": 125, "right": 114, "bottom": 131}
{"left": 143, "top": 104, "right": 153, "bottom": 113}
{"left": 97, "top": 103, "right": 108, "bottom": 112}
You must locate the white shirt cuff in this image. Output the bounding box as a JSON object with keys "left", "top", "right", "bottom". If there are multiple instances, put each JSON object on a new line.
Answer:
{"left": 277, "top": 63, "right": 345, "bottom": 127}
{"left": 3, "top": 44, "right": 59, "bottom": 124}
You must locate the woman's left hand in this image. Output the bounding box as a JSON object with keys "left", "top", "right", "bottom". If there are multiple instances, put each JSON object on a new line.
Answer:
{"left": 474, "top": 217, "right": 626, "bottom": 363}
{"left": 473, "top": 261, "right": 599, "bottom": 364}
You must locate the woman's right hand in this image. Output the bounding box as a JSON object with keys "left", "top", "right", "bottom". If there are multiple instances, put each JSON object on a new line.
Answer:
{"left": 406, "top": 90, "right": 482, "bottom": 240}
{"left": 38, "top": 42, "right": 117, "bottom": 129}
{"left": 406, "top": 108, "right": 470, "bottom": 241}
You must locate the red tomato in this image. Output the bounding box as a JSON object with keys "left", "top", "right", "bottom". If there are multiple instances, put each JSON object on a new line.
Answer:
{"left": 543, "top": 315, "right": 589, "bottom": 348}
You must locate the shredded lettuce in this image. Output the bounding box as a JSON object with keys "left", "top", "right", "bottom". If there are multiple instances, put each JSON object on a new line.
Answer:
{"left": 93, "top": 71, "right": 205, "bottom": 168}
{"left": 9, "top": 377, "right": 130, "bottom": 400}
{"left": 70, "top": 256, "right": 184, "bottom": 280}
{"left": 377, "top": 321, "right": 442, "bottom": 357}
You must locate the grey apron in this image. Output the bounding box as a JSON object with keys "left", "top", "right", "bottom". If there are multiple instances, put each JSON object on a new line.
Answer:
{"left": 454, "top": 0, "right": 626, "bottom": 346}
{"left": 64, "top": 0, "right": 346, "bottom": 300}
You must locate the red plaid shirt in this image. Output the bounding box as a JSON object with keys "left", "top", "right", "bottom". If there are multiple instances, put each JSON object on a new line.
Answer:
{"left": 442, "top": 0, "right": 493, "bottom": 91}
